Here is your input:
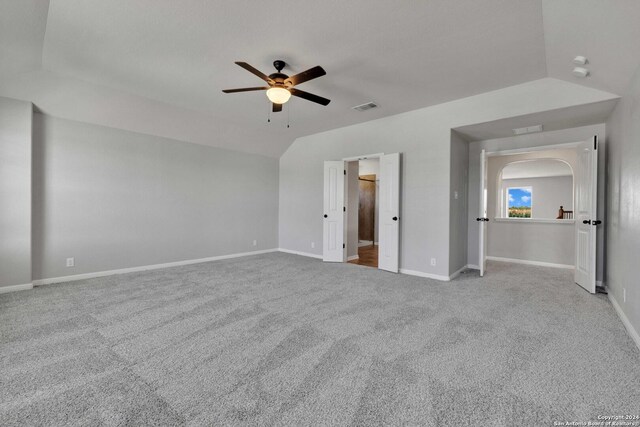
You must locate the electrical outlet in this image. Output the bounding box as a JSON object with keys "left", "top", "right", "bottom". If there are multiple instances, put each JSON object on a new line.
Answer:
{"left": 311, "top": 242, "right": 315, "bottom": 249}
{"left": 66, "top": 257, "right": 74, "bottom": 267}
{"left": 623, "top": 288, "right": 626, "bottom": 303}
{"left": 252, "top": 240, "right": 257, "bottom": 247}
{"left": 430, "top": 258, "right": 436, "bottom": 266}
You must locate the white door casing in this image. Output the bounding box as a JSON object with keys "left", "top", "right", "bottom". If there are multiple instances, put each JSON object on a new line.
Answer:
{"left": 478, "top": 149, "right": 488, "bottom": 277}
{"left": 323, "top": 161, "right": 346, "bottom": 262}
{"left": 378, "top": 153, "right": 400, "bottom": 273}
{"left": 574, "top": 136, "right": 598, "bottom": 293}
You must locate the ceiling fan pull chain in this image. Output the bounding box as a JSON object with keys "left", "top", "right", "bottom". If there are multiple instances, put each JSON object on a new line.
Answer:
{"left": 267, "top": 100, "right": 271, "bottom": 123}
{"left": 287, "top": 103, "right": 290, "bottom": 128}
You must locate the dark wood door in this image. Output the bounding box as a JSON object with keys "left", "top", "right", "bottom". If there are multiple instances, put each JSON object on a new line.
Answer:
{"left": 358, "top": 174, "right": 376, "bottom": 242}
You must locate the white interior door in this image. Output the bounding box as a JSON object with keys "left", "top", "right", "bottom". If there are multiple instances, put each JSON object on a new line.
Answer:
{"left": 378, "top": 153, "right": 400, "bottom": 272}
{"left": 574, "top": 136, "right": 599, "bottom": 293}
{"left": 478, "top": 149, "right": 488, "bottom": 276}
{"left": 323, "top": 161, "right": 346, "bottom": 262}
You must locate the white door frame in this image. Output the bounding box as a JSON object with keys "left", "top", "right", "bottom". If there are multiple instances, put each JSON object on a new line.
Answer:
{"left": 478, "top": 149, "right": 488, "bottom": 276}
{"left": 342, "top": 154, "right": 384, "bottom": 267}
{"left": 484, "top": 141, "right": 582, "bottom": 157}
{"left": 342, "top": 153, "right": 385, "bottom": 162}
{"left": 323, "top": 152, "right": 401, "bottom": 272}
{"left": 343, "top": 153, "right": 385, "bottom": 255}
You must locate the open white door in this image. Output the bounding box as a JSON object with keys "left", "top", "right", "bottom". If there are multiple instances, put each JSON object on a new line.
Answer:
{"left": 574, "top": 136, "right": 599, "bottom": 293}
{"left": 378, "top": 153, "right": 400, "bottom": 272}
{"left": 323, "top": 161, "right": 346, "bottom": 262}
{"left": 477, "top": 149, "right": 488, "bottom": 276}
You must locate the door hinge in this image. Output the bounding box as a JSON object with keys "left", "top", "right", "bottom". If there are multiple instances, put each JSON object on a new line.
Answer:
{"left": 343, "top": 243, "right": 345, "bottom": 249}
{"left": 594, "top": 136, "right": 598, "bottom": 150}
{"left": 344, "top": 170, "right": 346, "bottom": 175}
{"left": 343, "top": 206, "right": 346, "bottom": 212}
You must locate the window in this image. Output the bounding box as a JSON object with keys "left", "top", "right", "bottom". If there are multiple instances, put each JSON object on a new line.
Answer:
{"left": 498, "top": 159, "right": 573, "bottom": 220}
{"left": 506, "top": 187, "right": 532, "bottom": 218}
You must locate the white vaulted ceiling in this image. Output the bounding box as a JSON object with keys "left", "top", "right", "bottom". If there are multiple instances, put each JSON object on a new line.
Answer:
{"left": 1, "top": 1, "right": 639, "bottom": 157}
{"left": 542, "top": 0, "right": 640, "bottom": 96}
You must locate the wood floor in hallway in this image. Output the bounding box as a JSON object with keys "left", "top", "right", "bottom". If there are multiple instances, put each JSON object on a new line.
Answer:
{"left": 348, "top": 244, "right": 378, "bottom": 268}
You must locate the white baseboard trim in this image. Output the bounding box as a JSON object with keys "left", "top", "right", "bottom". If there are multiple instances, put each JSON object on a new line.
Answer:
{"left": 466, "top": 264, "right": 480, "bottom": 270}
{"left": 608, "top": 293, "right": 640, "bottom": 353}
{"left": 486, "top": 256, "right": 574, "bottom": 270}
{"left": 33, "top": 249, "right": 279, "bottom": 286}
{"left": 277, "top": 248, "right": 323, "bottom": 260}
{"left": 448, "top": 265, "right": 468, "bottom": 281}
{"left": 0, "top": 282, "right": 34, "bottom": 294}
{"left": 279, "top": 250, "right": 449, "bottom": 281}
{"left": 347, "top": 255, "right": 359, "bottom": 261}
{"left": 399, "top": 268, "right": 450, "bottom": 282}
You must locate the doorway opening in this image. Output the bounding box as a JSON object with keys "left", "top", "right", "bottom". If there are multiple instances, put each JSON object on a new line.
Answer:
{"left": 476, "top": 138, "right": 599, "bottom": 293}
{"left": 322, "top": 152, "right": 400, "bottom": 273}
{"left": 347, "top": 159, "right": 379, "bottom": 268}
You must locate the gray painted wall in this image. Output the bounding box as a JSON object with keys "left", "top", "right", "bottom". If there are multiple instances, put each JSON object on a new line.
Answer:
{"left": 278, "top": 79, "right": 614, "bottom": 279}
{"left": 500, "top": 176, "right": 573, "bottom": 220}
{"left": 278, "top": 116, "right": 450, "bottom": 277}
{"left": 0, "top": 96, "right": 32, "bottom": 288}
{"left": 487, "top": 221, "right": 575, "bottom": 266}
{"left": 489, "top": 174, "right": 575, "bottom": 267}
{"left": 449, "top": 131, "right": 469, "bottom": 275}
{"left": 467, "top": 124, "right": 606, "bottom": 280}
{"left": 32, "top": 114, "right": 279, "bottom": 280}
{"left": 605, "top": 62, "right": 640, "bottom": 340}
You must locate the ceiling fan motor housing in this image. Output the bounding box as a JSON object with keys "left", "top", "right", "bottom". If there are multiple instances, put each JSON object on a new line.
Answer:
{"left": 268, "top": 73, "right": 290, "bottom": 88}
{"left": 270, "top": 61, "right": 291, "bottom": 88}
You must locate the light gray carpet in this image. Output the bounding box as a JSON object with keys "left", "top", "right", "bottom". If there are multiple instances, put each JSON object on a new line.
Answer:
{"left": 1, "top": 253, "right": 639, "bottom": 426}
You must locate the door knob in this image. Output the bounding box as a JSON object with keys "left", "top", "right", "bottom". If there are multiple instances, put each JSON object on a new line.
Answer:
{"left": 592, "top": 220, "right": 602, "bottom": 226}
{"left": 323, "top": 214, "right": 328, "bottom": 218}
{"left": 476, "top": 218, "right": 482, "bottom": 221}
{"left": 392, "top": 217, "right": 398, "bottom": 221}
{"left": 583, "top": 220, "right": 591, "bottom": 224}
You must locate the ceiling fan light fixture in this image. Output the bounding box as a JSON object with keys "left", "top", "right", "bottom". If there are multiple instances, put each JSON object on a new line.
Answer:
{"left": 266, "top": 87, "right": 291, "bottom": 104}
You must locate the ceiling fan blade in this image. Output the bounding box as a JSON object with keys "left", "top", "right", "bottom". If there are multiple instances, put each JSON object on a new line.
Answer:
{"left": 222, "top": 86, "right": 269, "bottom": 93}
{"left": 289, "top": 88, "right": 331, "bottom": 106}
{"left": 285, "top": 66, "right": 326, "bottom": 86}
{"left": 272, "top": 103, "right": 283, "bottom": 113}
{"left": 235, "top": 62, "right": 274, "bottom": 84}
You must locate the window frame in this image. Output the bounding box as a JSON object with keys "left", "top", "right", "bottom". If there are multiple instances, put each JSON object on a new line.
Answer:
{"left": 505, "top": 186, "right": 533, "bottom": 219}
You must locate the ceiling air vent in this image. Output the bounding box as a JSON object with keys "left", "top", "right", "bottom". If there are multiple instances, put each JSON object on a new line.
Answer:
{"left": 352, "top": 101, "right": 378, "bottom": 112}
{"left": 512, "top": 124, "right": 543, "bottom": 135}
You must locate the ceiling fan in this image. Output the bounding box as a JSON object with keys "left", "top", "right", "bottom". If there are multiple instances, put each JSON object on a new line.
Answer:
{"left": 222, "top": 60, "right": 330, "bottom": 112}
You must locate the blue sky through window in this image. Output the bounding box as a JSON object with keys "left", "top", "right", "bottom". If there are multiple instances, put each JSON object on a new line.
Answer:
{"left": 508, "top": 187, "right": 532, "bottom": 208}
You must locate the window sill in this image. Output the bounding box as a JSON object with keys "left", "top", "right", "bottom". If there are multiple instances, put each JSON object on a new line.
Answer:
{"left": 493, "top": 218, "right": 575, "bottom": 224}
